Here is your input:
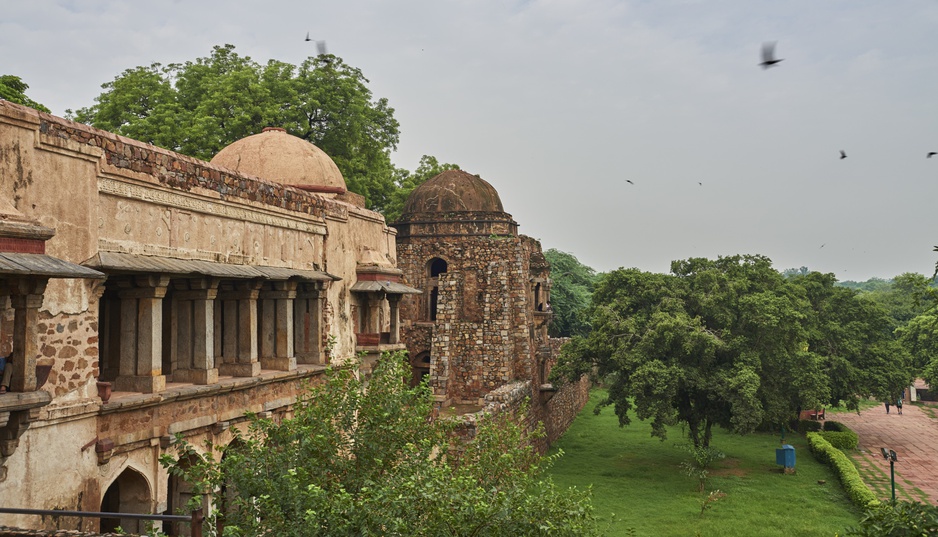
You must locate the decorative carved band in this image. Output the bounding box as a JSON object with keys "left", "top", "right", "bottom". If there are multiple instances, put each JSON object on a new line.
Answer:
{"left": 98, "top": 176, "right": 327, "bottom": 235}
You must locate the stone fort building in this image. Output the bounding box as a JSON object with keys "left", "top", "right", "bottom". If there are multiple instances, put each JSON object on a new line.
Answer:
{"left": 0, "top": 100, "right": 587, "bottom": 534}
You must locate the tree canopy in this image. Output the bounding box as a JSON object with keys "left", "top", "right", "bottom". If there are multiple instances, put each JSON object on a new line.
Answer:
{"left": 543, "top": 249, "right": 597, "bottom": 338}
{"left": 70, "top": 44, "right": 401, "bottom": 212}
{"left": 0, "top": 75, "right": 50, "bottom": 113}
{"left": 552, "top": 255, "right": 914, "bottom": 447}
{"left": 163, "top": 352, "right": 598, "bottom": 536}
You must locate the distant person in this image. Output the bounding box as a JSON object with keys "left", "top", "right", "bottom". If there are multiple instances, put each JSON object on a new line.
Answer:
{"left": 896, "top": 396, "right": 903, "bottom": 415}
{"left": 0, "top": 351, "right": 11, "bottom": 393}
{"left": 884, "top": 401, "right": 890, "bottom": 414}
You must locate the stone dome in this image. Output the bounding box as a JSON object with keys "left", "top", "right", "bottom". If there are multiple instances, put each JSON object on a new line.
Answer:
{"left": 403, "top": 169, "right": 504, "bottom": 214}
{"left": 210, "top": 127, "right": 346, "bottom": 194}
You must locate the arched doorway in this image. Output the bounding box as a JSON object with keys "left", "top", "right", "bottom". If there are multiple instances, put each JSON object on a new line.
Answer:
{"left": 427, "top": 258, "right": 447, "bottom": 321}
{"left": 100, "top": 467, "right": 152, "bottom": 533}
{"left": 165, "top": 453, "right": 203, "bottom": 536}
{"left": 410, "top": 351, "right": 431, "bottom": 387}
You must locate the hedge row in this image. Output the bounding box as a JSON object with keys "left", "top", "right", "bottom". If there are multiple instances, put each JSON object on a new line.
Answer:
{"left": 806, "top": 432, "right": 879, "bottom": 508}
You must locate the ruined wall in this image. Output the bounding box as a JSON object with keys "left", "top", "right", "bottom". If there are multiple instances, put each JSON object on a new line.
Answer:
{"left": 399, "top": 235, "right": 534, "bottom": 405}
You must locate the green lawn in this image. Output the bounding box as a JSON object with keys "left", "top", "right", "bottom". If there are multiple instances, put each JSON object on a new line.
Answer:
{"left": 547, "top": 390, "right": 862, "bottom": 537}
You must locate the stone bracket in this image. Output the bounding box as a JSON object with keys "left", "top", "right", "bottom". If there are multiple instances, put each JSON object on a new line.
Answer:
{"left": 0, "top": 390, "right": 52, "bottom": 461}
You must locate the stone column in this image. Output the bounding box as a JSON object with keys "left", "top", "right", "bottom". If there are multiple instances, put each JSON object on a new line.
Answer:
{"left": 388, "top": 294, "right": 402, "bottom": 345}
{"left": 294, "top": 284, "right": 323, "bottom": 365}
{"left": 115, "top": 275, "right": 169, "bottom": 393}
{"left": 8, "top": 278, "right": 47, "bottom": 392}
{"left": 172, "top": 278, "right": 219, "bottom": 384}
{"left": 217, "top": 281, "right": 261, "bottom": 377}
{"left": 260, "top": 281, "right": 297, "bottom": 371}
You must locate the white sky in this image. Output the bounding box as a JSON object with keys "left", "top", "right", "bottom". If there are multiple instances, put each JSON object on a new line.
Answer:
{"left": 4, "top": 0, "right": 938, "bottom": 281}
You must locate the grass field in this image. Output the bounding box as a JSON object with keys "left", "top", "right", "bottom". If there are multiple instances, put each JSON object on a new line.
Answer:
{"left": 547, "top": 390, "right": 863, "bottom": 537}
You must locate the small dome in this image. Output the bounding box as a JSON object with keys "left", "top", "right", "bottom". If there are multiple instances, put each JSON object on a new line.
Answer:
{"left": 210, "top": 127, "right": 346, "bottom": 194}
{"left": 403, "top": 169, "right": 503, "bottom": 214}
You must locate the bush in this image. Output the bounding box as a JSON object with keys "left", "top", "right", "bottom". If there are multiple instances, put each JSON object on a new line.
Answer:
{"left": 806, "top": 432, "right": 879, "bottom": 508}
{"left": 818, "top": 430, "right": 859, "bottom": 450}
{"left": 823, "top": 420, "right": 849, "bottom": 432}
{"left": 844, "top": 500, "right": 938, "bottom": 536}
{"left": 797, "top": 419, "right": 823, "bottom": 433}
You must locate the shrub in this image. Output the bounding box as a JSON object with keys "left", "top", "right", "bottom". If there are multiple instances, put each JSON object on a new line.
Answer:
{"left": 818, "top": 430, "right": 859, "bottom": 450}
{"left": 806, "top": 432, "right": 879, "bottom": 508}
{"left": 797, "top": 419, "right": 823, "bottom": 433}
{"left": 823, "top": 420, "right": 848, "bottom": 432}
{"left": 844, "top": 500, "right": 938, "bottom": 536}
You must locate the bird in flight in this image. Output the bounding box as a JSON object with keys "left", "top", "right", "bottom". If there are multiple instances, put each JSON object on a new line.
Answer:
{"left": 626, "top": 180, "right": 634, "bottom": 185}
{"left": 760, "top": 42, "right": 784, "bottom": 69}
{"left": 839, "top": 150, "right": 847, "bottom": 160}
{"left": 305, "top": 33, "right": 328, "bottom": 56}
{"left": 928, "top": 152, "right": 937, "bottom": 158}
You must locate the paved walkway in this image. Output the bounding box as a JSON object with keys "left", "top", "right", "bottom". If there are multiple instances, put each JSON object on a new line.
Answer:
{"left": 829, "top": 403, "right": 938, "bottom": 504}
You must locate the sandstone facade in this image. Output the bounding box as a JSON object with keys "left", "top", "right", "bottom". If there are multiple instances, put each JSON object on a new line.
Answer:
{"left": 0, "top": 102, "right": 587, "bottom": 535}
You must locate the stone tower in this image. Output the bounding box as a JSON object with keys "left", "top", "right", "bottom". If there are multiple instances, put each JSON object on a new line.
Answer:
{"left": 393, "top": 170, "right": 553, "bottom": 408}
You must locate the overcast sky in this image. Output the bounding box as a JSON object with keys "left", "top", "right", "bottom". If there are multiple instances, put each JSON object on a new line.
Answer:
{"left": 5, "top": 1, "right": 938, "bottom": 281}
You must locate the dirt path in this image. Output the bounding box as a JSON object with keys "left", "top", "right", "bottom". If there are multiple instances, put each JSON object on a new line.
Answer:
{"left": 827, "top": 403, "right": 938, "bottom": 503}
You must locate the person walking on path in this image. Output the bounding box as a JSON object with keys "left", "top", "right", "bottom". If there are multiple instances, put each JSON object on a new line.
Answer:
{"left": 897, "top": 397, "right": 903, "bottom": 415}
{"left": 885, "top": 401, "right": 891, "bottom": 414}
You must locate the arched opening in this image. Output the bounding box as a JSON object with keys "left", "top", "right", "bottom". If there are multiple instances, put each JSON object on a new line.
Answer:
{"left": 165, "top": 453, "right": 203, "bottom": 536}
{"left": 216, "top": 439, "right": 244, "bottom": 536}
{"left": 426, "top": 258, "right": 448, "bottom": 321}
{"left": 534, "top": 283, "right": 542, "bottom": 311}
{"left": 429, "top": 258, "right": 448, "bottom": 277}
{"left": 410, "top": 351, "right": 431, "bottom": 387}
{"left": 100, "top": 467, "right": 152, "bottom": 534}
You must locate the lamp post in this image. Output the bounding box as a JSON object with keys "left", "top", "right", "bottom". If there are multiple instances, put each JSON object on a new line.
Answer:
{"left": 880, "top": 447, "right": 898, "bottom": 502}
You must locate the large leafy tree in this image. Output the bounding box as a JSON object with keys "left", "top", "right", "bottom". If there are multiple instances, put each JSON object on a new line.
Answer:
{"left": 70, "top": 44, "right": 401, "bottom": 211}
{"left": 543, "top": 249, "right": 597, "bottom": 338}
{"left": 553, "top": 255, "right": 912, "bottom": 447}
{"left": 0, "top": 75, "right": 50, "bottom": 112}
{"left": 794, "top": 272, "right": 915, "bottom": 406}
{"left": 164, "top": 352, "right": 598, "bottom": 536}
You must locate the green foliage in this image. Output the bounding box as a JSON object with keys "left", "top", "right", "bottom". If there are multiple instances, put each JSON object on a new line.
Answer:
{"left": 896, "top": 311, "right": 938, "bottom": 371}
{"left": 543, "top": 249, "right": 598, "bottom": 338}
{"left": 806, "top": 432, "right": 879, "bottom": 508}
{"left": 823, "top": 420, "right": 850, "bottom": 432}
{"left": 555, "top": 255, "right": 915, "bottom": 450}
{"left": 161, "top": 351, "right": 598, "bottom": 536}
{"left": 0, "top": 75, "right": 50, "bottom": 112}
{"left": 844, "top": 501, "right": 938, "bottom": 537}
{"left": 698, "top": 490, "right": 726, "bottom": 517}
{"left": 924, "top": 358, "right": 938, "bottom": 394}
{"left": 69, "top": 44, "right": 401, "bottom": 211}
{"left": 817, "top": 430, "right": 859, "bottom": 450}
{"left": 677, "top": 443, "right": 725, "bottom": 492}
{"left": 797, "top": 419, "right": 823, "bottom": 433}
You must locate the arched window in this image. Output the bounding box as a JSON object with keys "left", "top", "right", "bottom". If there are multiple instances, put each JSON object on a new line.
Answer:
{"left": 426, "top": 258, "right": 448, "bottom": 321}
{"left": 429, "top": 258, "right": 448, "bottom": 277}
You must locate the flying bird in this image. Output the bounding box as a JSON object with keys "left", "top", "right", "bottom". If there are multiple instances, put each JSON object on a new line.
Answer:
{"left": 759, "top": 42, "right": 784, "bottom": 69}
{"left": 305, "top": 32, "right": 311, "bottom": 42}
{"left": 839, "top": 150, "right": 847, "bottom": 160}
{"left": 626, "top": 180, "right": 634, "bottom": 185}
{"left": 928, "top": 152, "right": 937, "bottom": 158}
{"left": 316, "top": 40, "right": 328, "bottom": 56}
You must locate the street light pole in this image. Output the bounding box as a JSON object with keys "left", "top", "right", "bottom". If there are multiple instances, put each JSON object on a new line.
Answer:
{"left": 880, "top": 447, "right": 898, "bottom": 502}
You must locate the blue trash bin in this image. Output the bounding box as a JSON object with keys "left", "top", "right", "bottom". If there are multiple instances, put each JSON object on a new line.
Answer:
{"left": 775, "top": 444, "right": 795, "bottom": 469}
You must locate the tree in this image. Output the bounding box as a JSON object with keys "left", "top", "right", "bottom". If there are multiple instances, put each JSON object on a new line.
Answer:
{"left": 0, "top": 75, "right": 50, "bottom": 112}
{"left": 543, "top": 249, "right": 597, "bottom": 338}
{"left": 552, "top": 255, "right": 913, "bottom": 448}
{"left": 384, "top": 155, "right": 460, "bottom": 223}
{"left": 863, "top": 273, "right": 936, "bottom": 329}
{"left": 163, "top": 352, "right": 598, "bottom": 536}
{"left": 794, "top": 272, "right": 915, "bottom": 407}
{"left": 70, "top": 44, "right": 401, "bottom": 211}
